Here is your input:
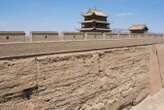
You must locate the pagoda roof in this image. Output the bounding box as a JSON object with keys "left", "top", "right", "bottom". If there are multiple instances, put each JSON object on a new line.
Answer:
{"left": 129, "top": 24, "right": 148, "bottom": 31}
{"left": 82, "top": 9, "right": 107, "bottom": 17}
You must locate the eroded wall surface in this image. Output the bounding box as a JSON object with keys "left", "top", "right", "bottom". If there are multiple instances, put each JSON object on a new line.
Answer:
{"left": 0, "top": 45, "right": 159, "bottom": 110}
{"left": 155, "top": 44, "right": 164, "bottom": 87}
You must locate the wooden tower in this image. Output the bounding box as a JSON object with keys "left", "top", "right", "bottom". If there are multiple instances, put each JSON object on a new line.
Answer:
{"left": 80, "top": 9, "right": 111, "bottom": 32}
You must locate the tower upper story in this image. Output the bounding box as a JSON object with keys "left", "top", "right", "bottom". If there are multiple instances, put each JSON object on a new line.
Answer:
{"left": 80, "top": 9, "right": 111, "bottom": 32}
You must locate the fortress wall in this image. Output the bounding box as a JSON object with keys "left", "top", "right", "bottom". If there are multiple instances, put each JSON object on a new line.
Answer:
{"left": 119, "top": 33, "right": 130, "bottom": 38}
{"left": 24, "top": 36, "right": 32, "bottom": 42}
{"left": 154, "top": 44, "right": 164, "bottom": 88}
{"left": 104, "top": 33, "right": 164, "bottom": 39}
{"left": 86, "top": 32, "right": 103, "bottom": 39}
{"left": 0, "top": 32, "right": 164, "bottom": 43}
{"left": 148, "top": 45, "right": 162, "bottom": 95}
{"left": 31, "top": 32, "right": 59, "bottom": 42}
{"left": 0, "top": 32, "right": 25, "bottom": 43}
{"left": 0, "top": 45, "right": 156, "bottom": 109}
{"left": 0, "top": 38, "right": 164, "bottom": 109}
{"left": 0, "top": 38, "right": 164, "bottom": 59}
{"left": 63, "top": 32, "right": 85, "bottom": 40}
{"left": 105, "top": 33, "right": 119, "bottom": 39}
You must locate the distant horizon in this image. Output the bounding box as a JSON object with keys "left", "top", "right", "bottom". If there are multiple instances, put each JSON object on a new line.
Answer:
{"left": 0, "top": 0, "right": 163, "bottom": 33}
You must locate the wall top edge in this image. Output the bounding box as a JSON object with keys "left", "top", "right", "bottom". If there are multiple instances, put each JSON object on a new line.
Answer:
{"left": 0, "top": 31, "right": 25, "bottom": 35}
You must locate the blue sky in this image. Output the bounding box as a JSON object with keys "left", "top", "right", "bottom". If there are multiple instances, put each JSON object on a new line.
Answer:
{"left": 0, "top": 0, "right": 163, "bottom": 33}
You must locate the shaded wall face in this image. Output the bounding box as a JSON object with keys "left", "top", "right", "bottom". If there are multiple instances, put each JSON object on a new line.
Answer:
{"left": 130, "top": 30, "right": 147, "bottom": 34}
{"left": 85, "top": 16, "right": 107, "bottom": 21}
{"left": 82, "top": 23, "right": 94, "bottom": 28}
{"left": 95, "top": 23, "right": 108, "bottom": 28}
{"left": 0, "top": 46, "right": 158, "bottom": 110}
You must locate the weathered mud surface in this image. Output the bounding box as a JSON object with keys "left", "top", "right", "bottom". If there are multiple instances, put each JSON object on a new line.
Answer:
{"left": 0, "top": 46, "right": 154, "bottom": 110}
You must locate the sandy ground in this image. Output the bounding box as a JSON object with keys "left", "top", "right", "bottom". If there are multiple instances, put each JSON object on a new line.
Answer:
{"left": 131, "top": 89, "right": 164, "bottom": 110}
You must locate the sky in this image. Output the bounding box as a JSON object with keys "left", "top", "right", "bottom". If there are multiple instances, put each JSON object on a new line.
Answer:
{"left": 0, "top": 0, "right": 163, "bottom": 33}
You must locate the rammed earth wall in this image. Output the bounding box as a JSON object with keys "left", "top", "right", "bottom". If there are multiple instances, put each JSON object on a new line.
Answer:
{"left": 0, "top": 32, "right": 163, "bottom": 43}
{"left": 0, "top": 32, "right": 25, "bottom": 43}
{"left": 0, "top": 43, "right": 163, "bottom": 110}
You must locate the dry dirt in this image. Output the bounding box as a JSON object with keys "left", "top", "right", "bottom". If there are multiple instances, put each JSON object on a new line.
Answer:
{"left": 131, "top": 89, "right": 164, "bottom": 110}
